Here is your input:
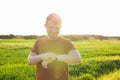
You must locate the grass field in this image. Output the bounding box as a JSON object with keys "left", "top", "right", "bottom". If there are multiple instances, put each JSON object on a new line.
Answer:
{"left": 0, "top": 39, "right": 120, "bottom": 80}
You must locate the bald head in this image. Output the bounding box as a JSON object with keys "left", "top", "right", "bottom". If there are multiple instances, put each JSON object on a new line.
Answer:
{"left": 45, "top": 13, "right": 62, "bottom": 39}
{"left": 45, "top": 13, "right": 62, "bottom": 24}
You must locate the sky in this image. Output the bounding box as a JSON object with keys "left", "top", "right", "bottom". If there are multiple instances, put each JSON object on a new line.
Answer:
{"left": 0, "top": 0, "right": 120, "bottom": 36}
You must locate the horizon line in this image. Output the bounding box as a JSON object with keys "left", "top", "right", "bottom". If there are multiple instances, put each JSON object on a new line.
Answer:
{"left": 0, "top": 34, "right": 120, "bottom": 37}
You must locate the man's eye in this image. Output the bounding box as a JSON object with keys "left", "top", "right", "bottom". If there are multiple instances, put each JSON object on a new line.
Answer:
{"left": 48, "top": 26, "right": 60, "bottom": 30}
{"left": 55, "top": 27, "right": 59, "bottom": 30}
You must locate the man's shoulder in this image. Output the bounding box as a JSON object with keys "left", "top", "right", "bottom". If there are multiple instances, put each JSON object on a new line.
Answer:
{"left": 39, "top": 36, "right": 47, "bottom": 40}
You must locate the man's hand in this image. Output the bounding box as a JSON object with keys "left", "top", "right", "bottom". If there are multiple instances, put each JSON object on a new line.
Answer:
{"left": 41, "top": 60, "right": 49, "bottom": 69}
{"left": 39, "top": 52, "right": 56, "bottom": 62}
{"left": 40, "top": 52, "right": 57, "bottom": 69}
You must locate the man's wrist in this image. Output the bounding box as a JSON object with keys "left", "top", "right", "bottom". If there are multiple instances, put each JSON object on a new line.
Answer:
{"left": 55, "top": 56, "right": 58, "bottom": 61}
{"left": 38, "top": 54, "right": 43, "bottom": 61}
{"left": 56, "top": 55, "right": 62, "bottom": 61}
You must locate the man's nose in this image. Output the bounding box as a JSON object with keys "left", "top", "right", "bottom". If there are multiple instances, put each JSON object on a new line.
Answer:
{"left": 51, "top": 28, "right": 57, "bottom": 32}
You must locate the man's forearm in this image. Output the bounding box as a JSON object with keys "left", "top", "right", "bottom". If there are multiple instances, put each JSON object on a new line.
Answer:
{"left": 28, "top": 52, "right": 57, "bottom": 65}
{"left": 57, "top": 50, "right": 81, "bottom": 64}
{"left": 28, "top": 52, "right": 41, "bottom": 65}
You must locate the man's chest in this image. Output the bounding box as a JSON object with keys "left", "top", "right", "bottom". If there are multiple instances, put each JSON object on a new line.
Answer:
{"left": 37, "top": 41, "right": 68, "bottom": 55}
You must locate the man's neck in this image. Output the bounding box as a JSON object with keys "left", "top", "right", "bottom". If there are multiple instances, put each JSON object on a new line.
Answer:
{"left": 47, "top": 35, "right": 59, "bottom": 40}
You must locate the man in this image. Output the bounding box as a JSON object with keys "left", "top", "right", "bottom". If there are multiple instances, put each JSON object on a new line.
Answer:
{"left": 28, "top": 13, "right": 81, "bottom": 80}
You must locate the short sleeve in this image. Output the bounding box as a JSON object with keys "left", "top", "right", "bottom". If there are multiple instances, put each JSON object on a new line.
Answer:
{"left": 31, "top": 39, "right": 39, "bottom": 54}
{"left": 66, "top": 39, "right": 76, "bottom": 51}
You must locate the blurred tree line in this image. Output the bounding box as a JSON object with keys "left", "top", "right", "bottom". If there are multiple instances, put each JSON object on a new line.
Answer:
{"left": 0, "top": 34, "right": 120, "bottom": 41}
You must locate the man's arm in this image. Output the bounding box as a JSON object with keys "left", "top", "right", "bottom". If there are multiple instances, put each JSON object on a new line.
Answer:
{"left": 41, "top": 49, "right": 81, "bottom": 68}
{"left": 28, "top": 52, "right": 57, "bottom": 65}
{"left": 28, "top": 52, "right": 41, "bottom": 65}
{"left": 57, "top": 49, "right": 81, "bottom": 64}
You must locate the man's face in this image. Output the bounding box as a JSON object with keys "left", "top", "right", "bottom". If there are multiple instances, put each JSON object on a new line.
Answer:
{"left": 45, "top": 21, "right": 61, "bottom": 39}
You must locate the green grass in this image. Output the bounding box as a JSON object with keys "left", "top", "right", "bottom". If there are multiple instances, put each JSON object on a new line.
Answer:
{"left": 98, "top": 69, "right": 120, "bottom": 80}
{"left": 0, "top": 39, "right": 120, "bottom": 80}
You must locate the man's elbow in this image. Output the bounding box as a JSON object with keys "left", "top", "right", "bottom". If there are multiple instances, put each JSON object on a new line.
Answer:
{"left": 74, "top": 52, "right": 81, "bottom": 63}
{"left": 71, "top": 56, "right": 81, "bottom": 64}
{"left": 28, "top": 61, "right": 32, "bottom": 65}
{"left": 28, "top": 58, "right": 36, "bottom": 65}
{"left": 75, "top": 57, "right": 81, "bottom": 63}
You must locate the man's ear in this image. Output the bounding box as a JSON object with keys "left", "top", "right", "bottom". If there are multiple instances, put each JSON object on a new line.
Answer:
{"left": 44, "top": 24, "right": 47, "bottom": 28}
